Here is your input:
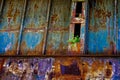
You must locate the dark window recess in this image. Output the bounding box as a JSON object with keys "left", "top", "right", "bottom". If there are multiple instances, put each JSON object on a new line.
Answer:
{"left": 74, "top": 24, "right": 81, "bottom": 37}
{"left": 75, "top": 2, "right": 82, "bottom": 17}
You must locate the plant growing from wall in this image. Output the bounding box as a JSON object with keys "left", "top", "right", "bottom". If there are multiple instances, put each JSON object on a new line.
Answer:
{"left": 68, "top": 35, "right": 81, "bottom": 53}
{"left": 68, "top": 36, "right": 80, "bottom": 45}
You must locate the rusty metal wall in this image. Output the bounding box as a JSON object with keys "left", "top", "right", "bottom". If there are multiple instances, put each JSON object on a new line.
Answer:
{"left": 117, "top": 0, "right": 120, "bottom": 53}
{"left": 87, "top": 0, "right": 115, "bottom": 54}
{"left": 20, "top": 0, "right": 49, "bottom": 55}
{"left": 0, "top": 0, "right": 72, "bottom": 55}
{"left": 46, "top": 0, "right": 72, "bottom": 55}
{"left": 0, "top": 0, "right": 25, "bottom": 55}
{"left": 1, "top": 0, "right": 120, "bottom": 55}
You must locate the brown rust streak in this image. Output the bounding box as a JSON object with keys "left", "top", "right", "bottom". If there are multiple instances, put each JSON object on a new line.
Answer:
{"left": 89, "top": 0, "right": 112, "bottom": 32}
{"left": 53, "top": 58, "right": 113, "bottom": 79}
{"left": 46, "top": 39, "right": 68, "bottom": 55}
{"left": 23, "top": 27, "right": 46, "bottom": 32}
{"left": 20, "top": 36, "right": 44, "bottom": 56}
{"left": 13, "top": 9, "right": 20, "bottom": 22}
{"left": 49, "top": 27, "right": 69, "bottom": 32}
{"left": 20, "top": 41, "right": 27, "bottom": 55}
{"left": 0, "top": 29, "right": 19, "bottom": 32}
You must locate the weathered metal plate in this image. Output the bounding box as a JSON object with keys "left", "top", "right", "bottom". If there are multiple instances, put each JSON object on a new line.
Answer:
{"left": 54, "top": 57, "right": 120, "bottom": 80}
{"left": 0, "top": 0, "right": 24, "bottom": 30}
{"left": 117, "top": 0, "right": 120, "bottom": 53}
{"left": 20, "top": 0, "right": 49, "bottom": 55}
{"left": 20, "top": 32, "right": 45, "bottom": 55}
{"left": 0, "top": 32, "right": 19, "bottom": 55}
{"left": 46, "top": 0, "right": 71, "bottom": 55}
{"left": 87, "top": 0, "right": 115, "bottom": 54}
{"left": 0, "top": 58, "right": 54, "bottom": 80}
{"left": 0, "top": 0, "right": 25, "bottom": 55}
{"left": 0, "top": 57, "right": 120, "bottom": 80}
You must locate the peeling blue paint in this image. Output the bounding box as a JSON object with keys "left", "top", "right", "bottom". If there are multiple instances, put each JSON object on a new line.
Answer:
{"left": 0, "top": 32, "right": 16, "bottom": 54}
{"left": 23, "top": 32, "right": 43, "bottom": 50}
{"left": 87, "top": 0, "right": 114, "bottom": 53}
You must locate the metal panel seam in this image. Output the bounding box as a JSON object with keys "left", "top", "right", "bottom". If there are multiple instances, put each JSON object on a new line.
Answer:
{"left": 42, "top": 0, "right": 52, "bottom": 55}
{"left": 84, "top": 0, "right": 89, "bottom": 54}
{"left": 16, "top": 0, "right": 28, "bottom": 55}
{"left": 0, "top": 0, "right": 4, "bottom": 15}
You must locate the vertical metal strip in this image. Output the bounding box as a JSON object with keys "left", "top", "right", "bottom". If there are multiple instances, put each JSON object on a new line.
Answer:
{"left": 114, "top": 0, "right": 117, "bottom": 54}
{"left": 42, "top": 0, "right": 52, "bottom": 55}
{"left": 0, "top": 0, "right": 4, "bottom": 15}
{"left": 113, "top": 0, "right": 117, "bottom": 54}
{"left": 84, "top": 0, "right": 89, "bottom": 54}
{"left": 17, "top": 0, "right": 27, "bottom": 55}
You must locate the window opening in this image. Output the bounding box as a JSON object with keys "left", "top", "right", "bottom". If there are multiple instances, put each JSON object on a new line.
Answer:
{"left": 74, "top": 24, "right": 81, "bottom": 37}
{"left": 75, "top": 2, "right": 82, "bottom": 17}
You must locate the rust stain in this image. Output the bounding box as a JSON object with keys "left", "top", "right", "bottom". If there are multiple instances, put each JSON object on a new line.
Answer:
{"left": 23, "top": 27, "right": 45, "bottom": 32}
{"left": 46, "top": 32, "right": 68, "bottom": 55}
{"left": 34, "top": 3, "right": 38, "bottom": 9}
{"left": 51, "top": 14, "right": 59, "bottom": 23}
{"left": 20, "top": 34, "right": 44, "bottom": 55}
{"left": 46, "top": 44, "right": 54, "bottom": 55}
{"left": 49, "top": 27, "right": 69, "bottom": 32}
{"left": 5, "top": 50, "right": 16, "bottom": 55}
{"left": 53, "top": 58, "right": 113, "bottom": 80}
{"left": 20, "top": 41, "right": 27, "bottom": 55}
{"left": 20, "top": 41, "right": 42, "bottom": 55}
{"left": 7, "top": 1, "right": 14, "bottom": 18}
{"left": 33, "top": 38, "right": 44, "bottom": 55}
{"left": 0, "top": 29, "right": 19, "bottom": 32}
{"left": 13, "top": 9, "right": 20, "bottom": 22}
{"left": 46, "top": 42, "right": 68, "bottom": 55}
{"left": 89, "top": 0, "right": 113, "bottom": 32}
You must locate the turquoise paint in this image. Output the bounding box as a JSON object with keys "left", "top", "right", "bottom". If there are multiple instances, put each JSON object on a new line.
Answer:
{"left": 87, "top": 0, "right": 114, "bottom": 53}
{"left": 96, "top": 30, "right": 109, "bottom": 52}
{"left": 51, "top": 33, "right": 61, "bottom": 49}
{"left": 118, "top": 19, "right": 120, "bottom": 51}
{"left": 88, "top": 31, "right": 97, "bottom": 53}
{"left": 117, "top": 0, "right": 120, "bottom": 52}
{"left": 62, "top": 32, "right": 69, "bottom": 45}
{"left": 24, "top": 32, "right": 43, "bottom": 50}
{"left": 88, "top": 30, "right": 109, "bottom": 53}
{"left": 0, "top": 32, "right": 16, "bottom": 53}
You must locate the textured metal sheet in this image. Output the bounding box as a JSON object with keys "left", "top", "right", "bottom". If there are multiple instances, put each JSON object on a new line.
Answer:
{"left": 54, "top": 58, "right": 120, "bottom": 80}
{"left": 0, "top": 0, "right": 24, "bottom": 30}
{"left": 20, "top": 0, "right": 49, "bottom": 55}
{"left": 0, "top": 0, "right": 25, "bottom": 55}
{"left": 0, "top": 32, "right": 19, "bottom": 55}
{"left": 87, "top": 0, "right": 115, "bottom": 54}
{"left": 46, "top": 0, "right": 72, "bottom": 55}
{"left": 117, "top": 0, "right": 120, "bottom": 53}
{"left": 0, "top": 58, "right": 120, "bottom": 80}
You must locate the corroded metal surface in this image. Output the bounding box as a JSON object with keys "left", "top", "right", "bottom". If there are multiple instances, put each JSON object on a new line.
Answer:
{"left": 0, "top": 57, "right": 120, "bottom": 80}
{"left": 87, "top": 0, "right": 115, "bottom": 54}
{"left": 0, "top": 0, "right": 120, "bottom": 55}
{"left": 46, "top": 0, "right": 72, "bottom": 55}
{"left": 20, "top": 0, "right": 49, "bottom": 55}
{"left": 53, "top": 58, "right": 120, "bottom": 80}
{"left": 68, "top": 1, "right": 85, "bottom": 55}
{"left": 0, "top": 0, "right": 25, "bottom": 55}
{"left": 117, "top": 0, "right": 120, "bottom": 53}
